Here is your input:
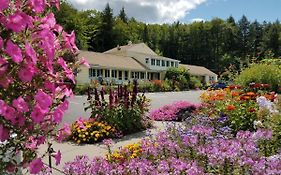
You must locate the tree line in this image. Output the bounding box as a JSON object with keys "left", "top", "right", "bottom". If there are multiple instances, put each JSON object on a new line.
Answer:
{"left": 54, "top": 1, "right": 281, "bottom": 74}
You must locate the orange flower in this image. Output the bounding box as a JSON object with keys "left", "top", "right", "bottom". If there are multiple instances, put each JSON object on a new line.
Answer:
{"left": 231, "top": 91, "right": 239, "bottom": 97}
{"left": 240, "top": 95, "right": 250, "bottom": 100}
{"left": 226, "top": 105, "right": 236, "bottom": 111}
{"left": 246, "top": 92, "right": 256, "bottom": 96}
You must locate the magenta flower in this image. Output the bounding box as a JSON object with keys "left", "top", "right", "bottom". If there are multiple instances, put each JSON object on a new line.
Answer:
{"left": 2, "top": 104, "right": 16, "bottom": 122}
{"left": 12, "top": 96, "right": 29, "bottom": 113}
{"left": 53, "top": 108, "right": 63, "bottom": 123}
{"left": 0, "top": 36, "right": 3, "bottom": 49}
{"left": 25, "top": 43, "right": 37, "bottom": 64}
{"left": 79, "top": 57, "right": 90, "bottom": 68}
{"left": 29, "top": 158, "right": 44, "bottom": 174}
{"left": 28, "top": 0, "right": 46, "bottom": 13}
{"left": 35, "top": 90, "right": 52, "bottom": 109}
{"left": 0, "top": 123, "right": 9, "bottom": 142}
{"left": 18, "top": 65, "right": 37, "bottom": 82}
{"left": 40, "top": 13, "right": 56, "bottom": 29}
{"left": 31, "top": 105, "right": 46, "bottom": 123}
{"left": 54, "top": 150, "right": 62, "bottom": 166}
{"left": 6, "top": 40, "right": 23, "bottom": 63}
{"left": 6, "top": 12, "right": 32, "bottom": 32}
{"left": 0, "top": 0, "right": 9, "bottom": 11}
{"left": 0, "top": 57, "right": 8, "bottom": 75}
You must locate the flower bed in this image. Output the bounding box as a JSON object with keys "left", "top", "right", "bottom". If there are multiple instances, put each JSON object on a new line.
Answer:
{"left": 63, "top": 117, "right": 281, "bottom": 175}
{"left": 69, "top": 118, "right": 120, "bottom": 144}
{"left": 149, "top": 101, "right": 199, "bottom": 121}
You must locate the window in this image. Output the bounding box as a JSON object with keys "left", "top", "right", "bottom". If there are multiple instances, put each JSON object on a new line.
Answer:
{"left": 175, "top": 62, "right": 179, "bottom": 68}
{"left": 89, "top": 68, "right": 96, "bottom": 77}
{"left": 171, "top": 62, "right": 174, "bottom": 67}
{"left": 112, "top": 70, "right": 117, "bottom": 78}
{"left": 97, "top": 69, "right": 103, "bottom": 76}
{"left": 131, "top": 72, "right": 135, "bottom": 79}
{"left": 162, "top": 60, "right": 165, "bottom": 67}
{"left": 118, "top": 71, "right": 122, "bottom": 80}
{"left": 151, "top": 59, "right": 156, "bottom": 66}
{"left": 156, "top": 59, "right": 160, "bottom": 66}
{"left": 124, "top": 71, "right": 128, "bottom": 80}
{"left": 105, "top": 69, "right": 110, "bottom": 77}
{"left": 166, "top": 61, "right": 170, "bottom": 67}
{"left": 145, "top": 58, "right": 149, "bottom": 64}
{"left": 140, "top": 72, "right": 145, "bottom": 79}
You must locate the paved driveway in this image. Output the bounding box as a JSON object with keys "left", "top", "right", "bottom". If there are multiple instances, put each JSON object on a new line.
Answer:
{"left": 63, "top": 90, "right": 203, "bottom": 124}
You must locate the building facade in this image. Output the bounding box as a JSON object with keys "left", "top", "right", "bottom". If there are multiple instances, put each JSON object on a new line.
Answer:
{"left": 76, "top": 43, "right": 217, "bottom": 85}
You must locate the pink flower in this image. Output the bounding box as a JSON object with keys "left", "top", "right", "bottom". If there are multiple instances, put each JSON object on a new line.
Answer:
{"left": 16, "top": 114, "right": 26, "bottom": 127}
{"left": 30, "top": 105, "right": 46, "bottom": 123}
{"left": 12, "top": 96, "right": 29, "bottom": 113}
{"left": 0, "top": 0, "right": 9, "bottom": 11}
{"left": 79, "top": 57, "right": 90, "bottom": 68}
{"left": 35, "top": 90, "right": 52, "bottom": 109}
{"left": 0, "top": 57, "right": 8, "bottom": 75}
{"left": 25, "top": 43, "right": 37, "bottom": 64}
{"left": 0, "top": 76, "right": 13, "bottom": 88}
{"left": 6, "top": 40, "right": 23, "bottom": 63}
{"left": 53, "top": 108, "right": 63, "bottom": 123}
{"left": 2, "top": 105, "right": 16, "bottom": 121}
{"left": 56, "top": 124, "right": 71, "bottom": 142}
{"left": 18, "top": 65, "right": 37, "bottom": 82}
{"left": 40, "top": 13, "right": 56, "bottom": 29}
{"left": 29, "top": 158, "right": 43, "bottom": 174}
{"left": 62, "top": 31, "right": 78, "bottom": 52}
{"left": 0, "top": 36, "right": 3, "bottom": 49}
{"left": 29, "top": 0, "right": 46, "bottom": 13}
{"left": 6, "top": 12, "right": 32, "bottom": 32}
{"left": 0, "top": 123, "right": 9, "bottom": 142}
{"left": 54, "top": 150, "right": 61, "bottom": 165}
{"left": 58, "top": 100, "right": 69, "bottom": 111}
{"left": 50, "top": 0, "right": 60, "bottom": 9}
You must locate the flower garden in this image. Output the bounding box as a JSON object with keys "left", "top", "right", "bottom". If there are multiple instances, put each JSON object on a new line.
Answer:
{"left": 1, "top": 0, "right": 281, "bottom": 175}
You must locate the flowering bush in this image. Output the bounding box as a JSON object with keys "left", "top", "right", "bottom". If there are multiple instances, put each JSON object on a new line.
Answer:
{"left": 69, "top": 118, "right": 119, "bottom": 144}
{"left": 0, "top": 0, "right": 85, "bottom": 174}
{"left": 149, "top": 101, "right": 199, "bottom": 121}
{"left": 85, "top": 81, "right": 151, "bottom": 135}
{"left": 63, "top": 120, "right": 281, "bottom": 175}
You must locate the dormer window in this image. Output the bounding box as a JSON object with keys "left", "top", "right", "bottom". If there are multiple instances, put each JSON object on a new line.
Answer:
{"left": 145, "top": 58, "right": 149, "bottom": 64}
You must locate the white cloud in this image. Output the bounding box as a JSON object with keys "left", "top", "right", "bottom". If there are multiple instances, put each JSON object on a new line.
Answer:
{"left": 66, "top": 0, "right": 207, "bottom": 23}
{"left": 191, "top": 18, "right": 205, "bottom": 22}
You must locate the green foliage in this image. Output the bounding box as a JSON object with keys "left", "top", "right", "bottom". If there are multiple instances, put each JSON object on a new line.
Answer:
{"left": 235, "top": 64, "right": 281, "bottom": 91}
{"left": 84, "top": 85, "right": 151, "bottom": 135}
{"left": 165, "top": 67, "right": 190, "bottom": 90}
{"left": 189, "top": 76, "right": 202, "bottom": 89}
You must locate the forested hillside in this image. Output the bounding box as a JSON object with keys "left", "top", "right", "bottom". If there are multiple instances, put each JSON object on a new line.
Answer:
{"left": 54, "top": 1, "right": 281, "bottom": 73}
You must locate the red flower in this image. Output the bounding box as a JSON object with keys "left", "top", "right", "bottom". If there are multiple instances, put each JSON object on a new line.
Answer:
{"left": 226, "top": 105, "right": 236, "bottom": 111}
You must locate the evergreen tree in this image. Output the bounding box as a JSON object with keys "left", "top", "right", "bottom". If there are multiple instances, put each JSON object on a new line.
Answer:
{"left": 118, "top": 7, "right": 128, "bottom": 23}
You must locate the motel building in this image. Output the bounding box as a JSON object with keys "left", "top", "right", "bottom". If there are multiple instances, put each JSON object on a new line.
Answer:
{"left": 76, "top": 42, "right": 217, "bottom": 85}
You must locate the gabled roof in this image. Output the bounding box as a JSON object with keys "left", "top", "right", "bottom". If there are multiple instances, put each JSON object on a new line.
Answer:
{"left": 79, "top": 51, "right": 146, "bottom": 71}
{"left": 104, "top": 43, "right": 158, "bottom": 56}
{"left": 180, "top": 64, "right": 217, "bottom": 76}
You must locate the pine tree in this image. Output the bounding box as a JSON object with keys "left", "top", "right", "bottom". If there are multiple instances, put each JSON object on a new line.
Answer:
{"left": 118, "top": 7, "right": 128, "bottom": 23}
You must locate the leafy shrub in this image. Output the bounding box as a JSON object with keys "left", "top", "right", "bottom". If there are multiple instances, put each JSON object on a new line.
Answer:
{"left": 165, "top": 67, "right": 190, "bottom": 90}
{"left": 85, "top": 81, "right": 151, "bottom": 135}
{"left": 235, "top": 64, "right": 281, "bottom": 91}
{"left": 69, "top": 118, "right": 119, "bottom": 144}
{"left": 149, "top": 101, "right": 199, "bottom": 121}
{"left": 189, "top": 76, "right": 202, "bottom": 89}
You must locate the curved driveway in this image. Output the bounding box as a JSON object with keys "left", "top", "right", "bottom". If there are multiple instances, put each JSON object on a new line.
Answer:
{"left": 63, "top": 90, "right": 203, "bottom": 124}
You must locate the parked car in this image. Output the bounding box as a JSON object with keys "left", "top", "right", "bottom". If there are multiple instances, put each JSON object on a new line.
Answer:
{"left": 209, "top": 81, "right": 227, "bottom": 90}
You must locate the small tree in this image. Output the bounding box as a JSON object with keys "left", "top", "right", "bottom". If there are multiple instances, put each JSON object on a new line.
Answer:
{"left": 165, "top": 67, "right": 190, "bottom": 90}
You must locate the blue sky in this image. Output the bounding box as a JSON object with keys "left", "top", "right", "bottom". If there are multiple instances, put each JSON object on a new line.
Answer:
{"left": 68, "top": 0, "right": 281, "bottom": 23}
{"left": 184, "top": 0, "right": 281, "bottom": 23}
